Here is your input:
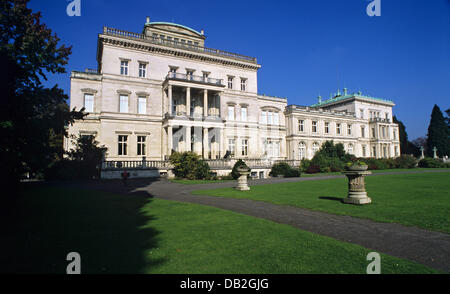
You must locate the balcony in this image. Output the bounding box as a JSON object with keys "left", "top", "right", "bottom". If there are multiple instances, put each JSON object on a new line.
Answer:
{"left": 370, "top": 118, "right": 391, "bottom": 123}
{"left": 165, "top": 72, "right": 224, "bottom": 87}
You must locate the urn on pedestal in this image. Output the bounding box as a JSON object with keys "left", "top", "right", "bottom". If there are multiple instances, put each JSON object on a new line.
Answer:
{"left": 235, "top": 165, "right": 251, "bottom": 191}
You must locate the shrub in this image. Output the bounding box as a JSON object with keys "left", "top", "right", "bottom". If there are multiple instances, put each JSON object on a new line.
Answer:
{"left": 418, "top": 157, "right": 444, "bottom": 168}
{"left": 169, "top": 151, "right": 211, "bottom": 179}
{"left": 231, "top": 159, "right": 251, "bottom": 179}
{"left": 394, "top": 155, "right": 418, "bottom": 169}
{"left": 300, "top": 159, "right": 311, "bottom": 172}
{"left": 306, "top": 164, "right": 321, "bottom": 174}
{"left": 220, "top": 174, "right": 234, "bottom": 180}
{"left": 270, "top": 162, "right": 300, "bottom": 177}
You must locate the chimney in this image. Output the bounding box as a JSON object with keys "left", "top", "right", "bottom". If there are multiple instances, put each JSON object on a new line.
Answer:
{"left": 146, "top": 16, "right": 150, "bottom": 23}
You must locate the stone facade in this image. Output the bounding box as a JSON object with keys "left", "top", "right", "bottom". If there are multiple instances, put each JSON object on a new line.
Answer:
{"left": 67, "top": 20, "right": 400, "bottom": 162}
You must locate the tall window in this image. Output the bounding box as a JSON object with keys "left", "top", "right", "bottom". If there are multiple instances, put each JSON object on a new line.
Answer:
{"left": 348, "top": 144, "right": 354, "bottom": 154}
{"left": 138, "top": 97, "right": 147, "bottom": 114}
{"left": 268, "top": 111, "right": 273, "bottom": 124}
{"left": 395, "top": 146, "right": 399, "bottom": 157}
{"left": 261, "top": 111, "right": 267, "bottom": 124}
{"left": 241, "top": 107, "right": 247, "bottom": 121}
{"left": 119, "top": 95, "right": 128, "bottom": 113}
{"left": 336, "top": 123, "right": 341, "bottom": 135}
{"left": 227, "top": 76, "right": 233, "bottom": 89}
{"left": 298, "top": 120, "right": 304, "bottom": 132}
{"left": 120, "top": 60, "right": 128, "bottom": 75}
{"left": 118, "top": 135, "right": 128, "bottom": 156}
{"left": 312, "top": 121, "right": 317, "bottom": 133}
{"left": 312, "top": 142, "right": 320, "bottom": 156}
{"left": 361, "top": 126, "right": 366, "bottom": 138}
{"left": 360, "top": 109, "right": 364, "bottom": 119}
{"left": 347, "top": 124, "right": 352, "bottom": 136}
{"left": 393, "top": 129, "right": 397, "bottom": 140}
{"left": 137, "top": 136, "right": 146, "bottom": 156}
{"left": 241, "top": 139, "right": 248, "bottom": 156}
{"left": 324, "top": 122, "right": 329, "bottom": 134}
{"left": 228, "top": 106, "right": 235, "bottom": 120}
{"left": 273, "top": 112, "right": 279, "bottom": 125}
{"left": 371, "top": 128, "right": 376, "bottom": 138}
{"left": 186, "top": 70, "right": 194, "bottom": 80}
{"left": 139, "top": 63, "right": 146, "bottom": 78}
{"left": 84, "top": 93, "right": 94, "bottom": 113}
{"left": 362, "top": 145, "right": 367, "bottom": 157}
{"left": 299, "top": 142, "right": 306, "bottom": 159}
{"left": 228, "top": 138, "right": 235, "bottom": 157}
{"left": 240, "top": 78, "right": 247, "bottom": 91}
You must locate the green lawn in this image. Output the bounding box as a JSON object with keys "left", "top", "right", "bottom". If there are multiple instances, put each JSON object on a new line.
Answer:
{"left": 0, "top": 185, "right": 439, "bottom": 274}
{"left": 170, "top": 179, "right": 232, "bottom": 185}
{"left": 301, "top": 168, "right": 449, "bottom": 177}
{"left": 192, "top": 172, "right": 450, "bottom": 233}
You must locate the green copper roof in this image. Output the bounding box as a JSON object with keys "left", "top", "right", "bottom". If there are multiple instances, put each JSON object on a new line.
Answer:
{"left": 145, "top": 22, "right": 204, "bottom": 37}
{"left": 311, "top": 93, "right": 394, "bottom": 107}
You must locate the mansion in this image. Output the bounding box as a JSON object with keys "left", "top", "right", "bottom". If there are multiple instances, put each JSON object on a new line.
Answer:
{"left": 67, "top": 19, "right": 400, "bottom": 171}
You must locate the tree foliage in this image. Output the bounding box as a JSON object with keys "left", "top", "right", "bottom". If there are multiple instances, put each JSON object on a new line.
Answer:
{"left": 0, "top": 0, "right": 85, "bottom": 185}
{"left": 426, "top": 105, "right": 450, "bottom": 157}
{"left": 393, "top": 116, "right": 419, "bottom": 156}
{"left": 231, "top": 159, "right": 250, "bottom": 179}
{"left": 169, "top": 152, "right": 211, "bottom": 180}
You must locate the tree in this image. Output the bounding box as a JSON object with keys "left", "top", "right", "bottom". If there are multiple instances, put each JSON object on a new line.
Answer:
{"left": 169, "top": 152, "right": 210, "bottom": 179}
{"left": 393, "top": 116, "right": 419, "bottom": 155}
{"left": 426, "top": 105, "right": 450, "bottom": 157}
{"left": 0, "top": 0, "right": 84, "bottom": 185}
{"left": 411, "top": 137, "right": 427, "bottom": 155}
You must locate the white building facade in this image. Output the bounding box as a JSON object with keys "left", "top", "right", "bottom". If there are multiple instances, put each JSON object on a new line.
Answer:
{"left": 67, "top": 20, "right": 400, "bottom": 174}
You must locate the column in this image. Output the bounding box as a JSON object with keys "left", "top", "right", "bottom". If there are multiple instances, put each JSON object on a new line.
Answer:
{"left": 219, "top": 128, "right": 225, "bottom": 158}
{"left": 186, "top": 87, "right": 191, "bottom": 117}
{"left": 203, "top": 127, "right": 209, "bottom": 159}
{"left": 203, "top": 89, "right": 208, "bottom": 117}
{"left": 185, "top": 126, "right": 191, "bottom": 152}
{"left": 168, "top": 85, "right": 172, "bottom": 115}
{"left": 167, "top": 126, "right": 173, "bottom": 156}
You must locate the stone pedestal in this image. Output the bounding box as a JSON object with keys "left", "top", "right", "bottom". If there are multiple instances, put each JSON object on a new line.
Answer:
{"left": 235, "top": 166, "right": 250, "bottom": 191}
{"left": 342, "top": 170, "right": 372, "bottom": 205}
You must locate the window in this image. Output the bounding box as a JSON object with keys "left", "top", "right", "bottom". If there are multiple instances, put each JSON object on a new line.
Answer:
{"left": 174, "top": 38, "right": 179, "bottom": 44}
{"left": 298, "top": 120, "right": 304, "bottom": 132}
{"left": 120, "top": 60, "right": 128, "bottom": 75}
{"left": 395, "top": 146, "right": 399, "bottom": 157}
{"left": 324, "top": 122, "right": 329, "bottom": 134}
{"left": 268, "top": 111, "right": 273, "bottom": 124}
{"left": 228, "top": 138, "right": 235, "bottom": 157}
{"left": 118, "top": 135, "right": 128, "bottom": 156}
{"left": 348, "top": 144, "right": 354, "bottom": 154}
{"left": 299, "top": 142, "right": 306, "bottom": 160}
{"left": 382, "top": 126, "right": 386, "bottom": 138}
{"left": 336, "top": 123, "right": 341, "bottom": 135}
{"left": 167, "top": 36, "right": 172, "bottom": 42}
{"left": 203, "top": 72, "right": 209, "bottom": 81}
{"left": 227, "top": 76, "right": 234, "bottom": 89}
{"left": 312, "top": 121, "right": 317, "bottom": 133}
{"left": 312, "top": 142, "right": 320, "bottom": 156}
{"left": 360, "top": 109, "right": 364, "bottom": 119}
{"left": 393, "top": 129, "right": 397, "bottom": 140}
{"left": 362, "top": 145, "right": 367, "bottom": 157}
{"left": 119, "top": 95, "right": 128, "bottom": 113}
{"left": 186, "top": 70, "right": 194, "bottom": 80}
{"left": 371, "top": 128, "right": 376, "bottom": 138}
{"left": 137, "top": 136, "right": 146, "bottom": 156}
{"left": 240, "top": 78, "right": 247, "bottom": 91}
{"left": 241, "top": 139, "right": 248, "bottom": 156}
{"left": 187, "top": 40, "right": 193, "bottom": 47}
{"left": 261, "top": 111, "right": 267, "bottom": 124}
{"left": 273, "top": 112, "right": 279, "bottom": 125}
{"left": 138, "top": 97, "right": 147, "bottom": 114}
{"left": 241, "top": 107, "right": 247, "bottom": 121}
{"left": 372, "top": 146, "right": 377, "bottom": 157}
{"left": 139, "top": 63, "right": 146, "bottom": 78}
{"left": 228, "top": 106, "right": 235, "bottom": 120}
{"left": 348, "top": 124, "right": 352, "bottom": 136}
{"left": 361, "top": 126, "right": 365, "bottom": 138}
{"left": 84, "top": 93, "right": 94, "bottom": 113}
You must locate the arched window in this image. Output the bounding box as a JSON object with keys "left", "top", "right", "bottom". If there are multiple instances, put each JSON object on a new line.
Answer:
{"left": 312, "top": 142, "right": 320, "bottom": 156}
{"left": 298, "top": 142, "right": 306, "bottom": 160}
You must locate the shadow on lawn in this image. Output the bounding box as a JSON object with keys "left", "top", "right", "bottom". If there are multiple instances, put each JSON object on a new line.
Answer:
{"left": 0, "top": 178, "right": 165, "bottom": 274}
{"left": 318, "top": 196, "right": 344, "bottom": 202}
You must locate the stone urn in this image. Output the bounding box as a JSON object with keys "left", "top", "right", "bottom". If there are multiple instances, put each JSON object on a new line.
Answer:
{"left": 342, "top": 169, "right": 372, "bottom": 205}
{"left": 346, "top": 164, "right": 368, "bottom": 171}
{"left": 235, "top": 165, "right": 251, "bottom": 191}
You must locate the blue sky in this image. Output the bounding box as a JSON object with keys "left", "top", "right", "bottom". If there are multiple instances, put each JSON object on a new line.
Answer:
{"left": 29, "top": 0, "right": 450, "bottom": 140}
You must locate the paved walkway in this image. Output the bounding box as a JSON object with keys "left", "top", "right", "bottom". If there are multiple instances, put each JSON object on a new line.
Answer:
{"left": 85, "top": 169, "right": 450, "bottom": 272}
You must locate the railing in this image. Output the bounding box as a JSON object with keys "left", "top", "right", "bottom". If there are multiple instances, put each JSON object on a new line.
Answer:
{"left": 85, "top": 68, "right": 99, "bottom": 74}
{"left": 103, "top": 27, "right": 257, "bottom": 63}
{"left": 370, "top": 118, "right": 391, "bottom": 123}
{"left": 166, "top": 72, "right": 224, "bottom": 86}
{"left": 102, "top": 158, "right": 300, "bottom": 171}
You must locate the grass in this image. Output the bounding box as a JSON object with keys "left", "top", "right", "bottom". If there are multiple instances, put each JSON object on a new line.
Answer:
{"left": 301, "top": 168, "right": 449, "bottom": 177}
{"left": 192, "top": 172, "right": 450, "bottom": 233}
{"left": 170, "top": 179, "right": 233, "bottom": 185}
{"left": 0, "top": 184, "right": 439, "bottom": 274}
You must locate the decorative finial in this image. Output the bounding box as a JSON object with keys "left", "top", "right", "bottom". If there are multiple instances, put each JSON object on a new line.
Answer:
{"left": 318, "top": 95, "right": 322, "bottom": 103}
{"left": 146, "top": 16, "right": 150, "bottom": 23}
{"left": 343, "top": 88, "right": 348, "bottom": 95}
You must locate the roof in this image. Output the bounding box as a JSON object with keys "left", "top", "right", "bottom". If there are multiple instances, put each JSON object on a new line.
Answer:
{"left": 311, "top": 93, "right": 394, "bottom": 107}
{"left": 145, "top": 22, "right": 204, "bottom": 38}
